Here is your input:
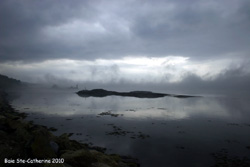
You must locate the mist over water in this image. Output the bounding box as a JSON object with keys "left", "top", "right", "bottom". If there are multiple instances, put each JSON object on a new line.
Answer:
{"left": 9, "top": 87, "right": 250, "bottom": 167}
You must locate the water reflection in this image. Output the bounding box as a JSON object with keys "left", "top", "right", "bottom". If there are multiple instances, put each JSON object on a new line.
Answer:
{"left": 10, "top": 89, "right": 250, "bottom": 167}
{"left": 11, "top": 89, "right": 250, "bottom": 121}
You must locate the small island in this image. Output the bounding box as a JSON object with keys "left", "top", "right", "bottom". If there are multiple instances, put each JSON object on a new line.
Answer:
{"left": 76, "top": 89, "right": 199, "bottom": 98}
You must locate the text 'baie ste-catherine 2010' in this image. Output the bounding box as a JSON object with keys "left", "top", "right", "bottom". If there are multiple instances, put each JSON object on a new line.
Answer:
{"left": 4, "top": 158, "right": 64, "bottom": 164}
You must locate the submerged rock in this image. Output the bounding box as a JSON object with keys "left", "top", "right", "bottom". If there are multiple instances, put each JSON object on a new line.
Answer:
{"left": 99, "top": 111, "right": 121, "bottom": 117}
{"left": 211, "top": 149, "right": 250, "bottom": 167}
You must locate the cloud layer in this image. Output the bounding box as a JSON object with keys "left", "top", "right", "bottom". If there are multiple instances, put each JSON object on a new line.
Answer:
{"left": 1, "top": 0, "right": 250, "bottom": 62}
{"left": 0, "top": 0, "right": 250, "bottom": 95}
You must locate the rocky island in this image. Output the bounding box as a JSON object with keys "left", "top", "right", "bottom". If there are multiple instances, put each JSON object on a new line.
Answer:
{"left": 77, "top": 89, "right": 199, "bottom": 98}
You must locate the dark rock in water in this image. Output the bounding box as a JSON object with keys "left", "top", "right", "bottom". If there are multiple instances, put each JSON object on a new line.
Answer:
{"left": 77, "top": 89, "right": 200, "bottom": 98}
{"left": 99, "top": 111, "right": 121, "bottom": 117}
{"left": 176, "top": 146, "right": 185, "bottom": 150}
{"left": 88, "top": 146, "right": 107, "bottom": 153}
{"left": 227, "top": 123, "right": 240, "bottom": 126}
{"left": 211, "top": 148, "right": 250, "bottom": 167}
{"left": 105, "top": 124, "right": 150, "bottom": 140}
{"left": 120, "top": 155, "right": 140, "bottom": 166}
{"left": 48, "top": 127, "right": 58, "bottom": 131}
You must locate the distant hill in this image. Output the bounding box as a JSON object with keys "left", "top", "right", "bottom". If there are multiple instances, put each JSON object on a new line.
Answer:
{"left": 0, "top": 74, "right": 22, "bottom": 90}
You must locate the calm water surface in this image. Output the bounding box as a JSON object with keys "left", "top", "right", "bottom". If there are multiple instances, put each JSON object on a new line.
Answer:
{"left": 10, "top": 88, "right": 250, "bottom": 167}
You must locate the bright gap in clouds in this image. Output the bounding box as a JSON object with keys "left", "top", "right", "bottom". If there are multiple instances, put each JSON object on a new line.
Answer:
{"left": 0, "top": 56, "right": 234, "bottom": 85}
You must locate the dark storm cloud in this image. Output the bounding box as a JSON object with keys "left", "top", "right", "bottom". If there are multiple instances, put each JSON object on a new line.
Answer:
{"left": 1, "top": 0, "right": 250, "bottom": 62}
{"left": 130, "top": 0, "right": 250, "bottom": 59}
{"left": 0, "top": 0, "right": 96, "bottom": 61}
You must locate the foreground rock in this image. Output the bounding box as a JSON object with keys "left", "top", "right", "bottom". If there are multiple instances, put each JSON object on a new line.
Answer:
{"left": 0, "top": 91, "right": 139, "bottom": 167}
{"left": 77, "top": 89, "right": 199, "bottom": 98}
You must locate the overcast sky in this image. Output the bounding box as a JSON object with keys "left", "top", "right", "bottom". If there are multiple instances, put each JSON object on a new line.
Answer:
{"left": 0, "top": 0, "right": 250, "bottom": 94}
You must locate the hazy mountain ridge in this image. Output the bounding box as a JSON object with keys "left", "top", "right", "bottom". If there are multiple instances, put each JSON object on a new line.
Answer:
{"left": 0, "top": 74, "right": 22, "bottom": 90}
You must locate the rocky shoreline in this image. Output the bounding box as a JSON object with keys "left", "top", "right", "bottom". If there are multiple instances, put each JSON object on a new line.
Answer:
{"left": 0, "top": 91, "right": 139, "bottom": 167}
